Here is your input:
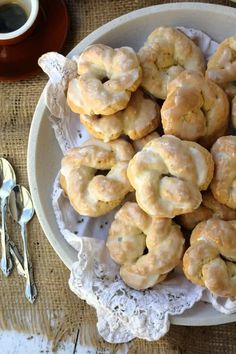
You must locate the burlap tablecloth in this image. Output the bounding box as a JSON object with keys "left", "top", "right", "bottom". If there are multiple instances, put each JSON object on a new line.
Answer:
{"left": 1, "top": 0, "right": 236, "bottom": 353}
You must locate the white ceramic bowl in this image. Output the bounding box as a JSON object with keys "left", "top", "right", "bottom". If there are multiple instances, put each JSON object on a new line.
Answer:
{"left": 28, "top": 2, "right": 236, "bottom": 326}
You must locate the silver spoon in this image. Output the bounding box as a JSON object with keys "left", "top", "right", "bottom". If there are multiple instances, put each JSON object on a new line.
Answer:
{"left": 9, "top": 185, "right": 37, "bottom": 304}
{"left": 9, "top": 240, "right": 25, "bottom": 277}
{"left": 0, "top": 158, "right": 16, "bottom": 276}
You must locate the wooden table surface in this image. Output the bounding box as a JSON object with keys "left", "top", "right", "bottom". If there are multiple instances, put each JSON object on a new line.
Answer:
{"left": 0, "top": 331, "right": 129, "bottom": 354}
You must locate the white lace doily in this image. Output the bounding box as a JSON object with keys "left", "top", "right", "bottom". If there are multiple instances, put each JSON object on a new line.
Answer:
{"left": 39, "top": 28, "right": 236, "bottom": 344}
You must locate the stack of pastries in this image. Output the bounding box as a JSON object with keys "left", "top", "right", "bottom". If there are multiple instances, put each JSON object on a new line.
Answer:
{"left": 59, "top": 27, "right": 236, "bottom": 296}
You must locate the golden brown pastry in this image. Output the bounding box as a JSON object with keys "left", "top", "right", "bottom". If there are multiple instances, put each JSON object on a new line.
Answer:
{"left": 183, "top": 219, "right": 236, "bottom": 297}
{"left": 132, "top": 131, "right": 160, "bottom": 152}
{"left": 232, "top": 96, "right": 236, "bottom": 129}
{"left": 80, "top": 90, "right": 160, "bottom": 142}
{"left": 210, "top": 136, "right": 236, "bottom": 209}
{"left": 161, "top": 71, "right": 229, "bottom": 147}
{"left": 60, "top": 138, "right": 134, "bottom": 217}
{"left": 178, "top": 191, "right": 236, "bottom": 230}
{"left": 127, "top": 135, "right": 214, "bottom": 218}
{"left": 106, "top": 202, "right": 185, "bottom": 290}
{"left": 206, "top": 36, "right": 236, "bottom": 97}
{"left": 67, "top": 44, "right": 142, "bottom": 116}
{"left": 138, "top": 27, "right": 205, "bottom": 99}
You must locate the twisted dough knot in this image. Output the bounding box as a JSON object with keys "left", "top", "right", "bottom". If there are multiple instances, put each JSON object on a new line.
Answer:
{"left": 210, "top": 136, "right": 236, "bottom": 209}
{"left": 138, "top": 27, "right": 205, "bottom": 99}
{"left": 161, "top": 71, "right": 229, "bottom": 147}
{"left": 80, "top": 89, "right": 160, "bottom": 142}
{"left": 206, "top": 36, "right": 236, "bottom": 96}
{"left": 132, "top": 131, "right": 160, "bottom": 152}
{"left": 67, "top": 44, "right": 142, "bottom": 115}
{"left": 60, "top": 139, "right": 134, "bottom": 217}
{"left": 127, "top": 135, "right": 214, "bottom": 218}
{"left": 183, "top": 219, "right": 236, "bottom": 297}
{"left": 232, "top": 96, "right": 236, "bottom": 129}
{"left": 178, "top": 191, "right": 236, "bottom": 230}
{"left": 106, "top": 202, "right": 184, "bottom": 290}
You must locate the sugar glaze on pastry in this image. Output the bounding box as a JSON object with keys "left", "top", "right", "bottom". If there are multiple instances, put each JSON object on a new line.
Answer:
{"left": 232, "top": 96, "right": 236, "bottom": 129}
{"left": 60, "top": 138, "right": 134, "bottom": 217}
{"left": 80, "top": 90, "right": 160, "bottom": 142}
{"left": 132, "top": 131, "right": 160, "bottom": 152}
{"left": 67, "top": 44, "right": 142, "bottom": 115}
{"left": 138, "top": 27, "right": 205, "bottom": 99}
{"left": 161, "top": 70, "right": 229, "bottom": 147}
{"left": 183, "top": 219, "right": 236, "bottom": 297}
{"left": 107, "top": 202, "right": 185, "bottom": 290}
{"left": 178, "top": 191, "right": 236, "bottom": 230}
{"left": 127, "top": 135, "right": 214, "bottom": 218}
{"left": 206, "top": 35, "right": 236, "bottom": 96}
{"left": 210, "top": 136, "right": 236, "bottom": 209}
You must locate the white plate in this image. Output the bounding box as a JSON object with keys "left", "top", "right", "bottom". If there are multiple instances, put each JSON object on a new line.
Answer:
{"left": 28, "top": 2, "right": 236, "bottom": 326}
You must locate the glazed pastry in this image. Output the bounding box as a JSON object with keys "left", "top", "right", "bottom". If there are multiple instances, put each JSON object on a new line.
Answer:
{"left": 106, "top": 202, "right": 185, "bottom": 290}
{"left": 60, "top": 138, "right": 134, "bottom": 217}
{"left": 161, "top": 71, "right": 229, "bottom": 147}
{"left": 206, "top": 36, "right": 236, "bottom": 97}
{"left": 132, "top": 131, "right": 160, "bottom": 152}
{"left": 183, "top": 219, "right": 236, "bottom": 297}
{"left": 232, "top": 96, "right": 236, "bottom": 129}
{"left": 138, "top": 27, "right": 205, "bottom": 99}
{"left": 178, "top": 191, "right": 236, "bottom": 230}
{"left": 80, "top": 90, "right": 160, "bottom": 142}
{"left": 67, "top": 44, "right": 142, "bottom": 115}
{"left": 211, "top": 136, "right": 236, "bottom": 209}
{"left": 127, "top": 135, "right": 214, "bottom": 218}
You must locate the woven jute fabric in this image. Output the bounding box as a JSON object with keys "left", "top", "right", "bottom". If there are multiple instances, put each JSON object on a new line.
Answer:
{"left": 0, "top": 0, "right": 236, "bottom": 353}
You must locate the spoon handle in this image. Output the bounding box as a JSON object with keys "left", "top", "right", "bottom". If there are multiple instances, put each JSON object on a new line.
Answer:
{"left": 20, "top": 222, "right": 37, "bottom": 304}
{"left": 9, "top": 240, "right": 25, "bottom": 277}
{"left": 0, "top": 196, "right": 13, "bottom": 276}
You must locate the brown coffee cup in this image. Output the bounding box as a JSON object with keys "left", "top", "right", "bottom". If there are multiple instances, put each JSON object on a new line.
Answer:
{"left": 0, "top": 0, "right": 39, "bottom": 45}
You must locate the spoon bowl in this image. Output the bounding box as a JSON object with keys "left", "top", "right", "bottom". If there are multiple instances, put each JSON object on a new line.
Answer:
{"left": 9, "top": 185, "right": 34, "bottom": 225}
{"left": 0, "top": 158, "right": 16, "bottom": 198}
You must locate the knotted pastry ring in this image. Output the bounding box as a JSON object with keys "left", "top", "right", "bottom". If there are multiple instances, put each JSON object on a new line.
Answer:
{"left": 60, "top": 138, "right": 134, "bottom": 217}
{"left": 161, "top": 70, "right": 229, "bottom": 147}
{"left": 80, "top": 89, "right": 160, "bottom": 142}
{"left": 210, "top": 135, "right": 236, "bottom": 209}
{"left": 232, "top": 96, "right": 236, "bottom": 130}
{"left": 138, "top": 27, "right": 205, "bottom": 99}
{"left": 183, "top": 219, "right": 236, "bottom": 297}
{"left": 127, "top": 135, "right": 214, "bottom": 218}
{"left": 67, "top": 44, "right": 142, "bottom": 115}
{"left": 106, "top": 202, "right": 185, "bottom": 290}
{"left": 178, "top": 191, "right": 236, "bottom": 230}
{"left": 206, "top": 35, "right": 236, "bottom": 97}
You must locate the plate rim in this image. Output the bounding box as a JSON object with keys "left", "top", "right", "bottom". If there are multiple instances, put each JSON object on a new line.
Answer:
{"left": 27, "top": 1, "right": 236, "bottom": 327}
